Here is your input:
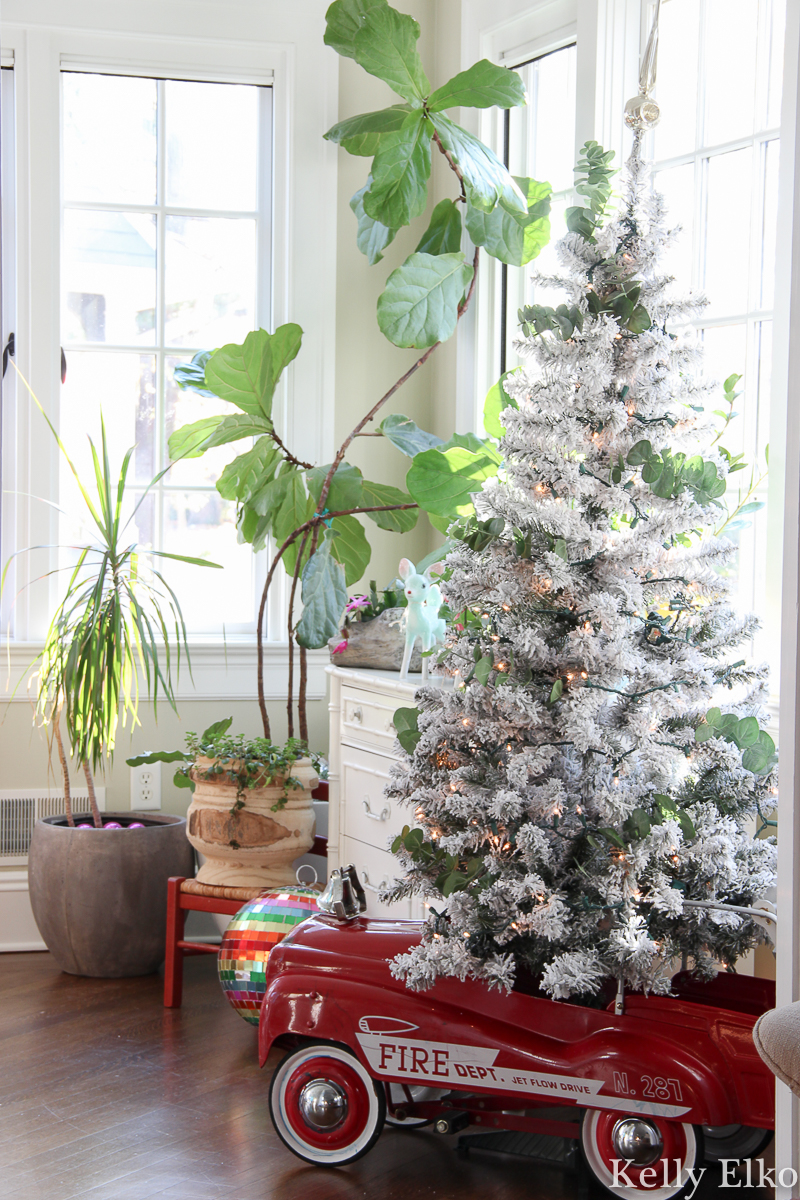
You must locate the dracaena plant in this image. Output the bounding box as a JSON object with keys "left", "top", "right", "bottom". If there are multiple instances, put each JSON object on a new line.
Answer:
{"left": 3, "top": 367, "right": 221, "bottom": 828}
{"left": 167, "top": 0, "right": 552, "bottom": 742}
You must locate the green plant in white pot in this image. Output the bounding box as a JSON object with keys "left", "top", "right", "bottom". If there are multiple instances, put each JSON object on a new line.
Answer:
{"left": 5, "top": 369, "right": 221, "bottom": 976}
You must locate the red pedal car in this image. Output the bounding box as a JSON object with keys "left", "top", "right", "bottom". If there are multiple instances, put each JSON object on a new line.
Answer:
{"left": 259, "top": 911, "right": 775, "bottom": 1198}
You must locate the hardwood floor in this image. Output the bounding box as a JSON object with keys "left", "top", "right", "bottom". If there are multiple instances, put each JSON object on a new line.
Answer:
{"left": 0, "top": 952, "right": 776, "bottom": 1200}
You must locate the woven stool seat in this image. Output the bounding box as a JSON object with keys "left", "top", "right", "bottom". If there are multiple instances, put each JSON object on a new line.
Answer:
{"left": 753, "top": 1002, "right": 800, "bottom": 1097}
{"left": 180, "top": 879, "right": 265, "bottom": 902}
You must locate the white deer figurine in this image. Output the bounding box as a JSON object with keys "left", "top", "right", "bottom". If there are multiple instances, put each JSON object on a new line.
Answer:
{"left": 398, "top": 558, "right": 446, "bottom": 681}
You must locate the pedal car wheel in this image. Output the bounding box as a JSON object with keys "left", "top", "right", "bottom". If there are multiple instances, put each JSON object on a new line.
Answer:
{"left": 269, "top": 1042, "right": 385, "bottom": 1165}
{"left": 701, "top": 1124, "right": 773, "bottom": 1164}
{"left": 581, "top": 1109, "right": 703, "bottom": 1199}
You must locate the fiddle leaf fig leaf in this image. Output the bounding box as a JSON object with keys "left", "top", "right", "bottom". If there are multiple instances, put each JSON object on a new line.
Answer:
{"left": 306, "top": 462, "right": 365, "bottom": 512}
{"left": 329, "top": 514, "right": 372, "bottom": 585}
{"left": 415, "top": 199, "right": 463, "bottom": 256}
{"left": 204, "top": 324, "right": 302, "bottom": 420}
{"left": 379, "top": 413, "right": 443, "bottom": 456}
{"left": 406, "top": 440, "right": 500, "bottom": 517}
{"left": 483, "top": 371, "right": 520, "bottom": 439}
{"left": 324, "top": 0, "right": 388, "bottom": 59}
{"left": 353, "top": 4, "right": 430, "bottom": 103}
{"left": 325, "top": 103, "right": 413, "bottom": 156}
{"left": 173, "top": 350, "right": 216, "bottom": 398}
{"left": 362, "top": 110, "right": 432, "bottom": 229}
{"left": 168, "top": 412, "right": 272, "bottom": 461}
{"left": 216, "top": 439, "right": 281, "bottom": 503}
{"left": 350, "top": 180, "right": 398, "bottom": 265}
{"left": 465, "top": 176, "right": 551, "bottom": 266}
{"left": 360, "top": 479, "right": 419, "bottom": 531}
{"left": 377, "top": 251, "right": 474, "bottom": 348}
{"left": 429, "top": 112, "right": 527, "bottom": 214}
{"left": 296, "top": 529, "right": 348, "bottom": 649}
{"left": 428, "top": 59, "right": 527, "bottom": 112}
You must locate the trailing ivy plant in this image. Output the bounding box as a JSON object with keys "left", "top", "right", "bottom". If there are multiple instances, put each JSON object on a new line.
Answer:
{"left": 167, "top": 0, "right": 552, "bottom": 742}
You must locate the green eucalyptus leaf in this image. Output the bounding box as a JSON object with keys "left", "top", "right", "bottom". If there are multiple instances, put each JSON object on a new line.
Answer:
{"left": 379, "top": 413, "right": 444, "bottom": 456}
{"left": 624, "top": 808, "right": 652, "bottom": 841}
{"left": 627, "top": 440, "right": 653, "bottom": 466}
{"left": 350, "top": 181, "right": 398, "bottom": 265}
{"left": 677, "top": 810, "right": 696, "bottom": 840}
{"left": 324, "top": 0, "right": 388, "bottom": 59}
{"left": 548, "top": 678, "right": 563, "bottom": 704}
{"left": 329, "top": 514, "right": 372, "bottom": 585}
{"left": 429, "top": 112, "right": 527, "bottom": 214}
{"left": 363, "top": 111, "right": 432, "bottom": 228}
{"left": 483, "top": 371, "right": 520, "bottom": 439}
{"left": 325, "top": 103, "right": 413, "bottom": 154}
{"left": 295, "top": 529, "right": 348, "bottom": 649}
{"left": 415, "top": 199, "right": 463, "bottom": 255}
{"left": 353, "top": 5, "right": 430, "bottom": 103}
{"left": 736, "top": 715, "right": 761, "bottom": 748}
{"left": 474, "top": 654, "right": 493, "bottom": 686}
{"left": 428, "top": 59, "right": 526, "bottom": 112}
{"left": 393, "top": 706, "right": 421, "bottom": 754}
{"left": 628, "top": 304, "right": 652, "bottom": 333}
{"left": 742, "top": 731, "right": 777, "bottom": 775}
{"left": 406, "top": 441, "right": 499, "bottom": 516}
{"left": 377, "top": 250, "right": 474, "bottom": 348}
{"left": 442, "top": 870, "right": 468, "bottom": 897}
{"left": 306, "top": 462, "right": 365, "bottom": 512}
{"left": 465, "top": 176, "right": 551, "bottom": 266}
{"left": 360, "top": 479, "right": 419, "bottom": 531}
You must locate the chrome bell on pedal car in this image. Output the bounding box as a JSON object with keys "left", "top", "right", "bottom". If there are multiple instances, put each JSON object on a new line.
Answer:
{"left": 317, "top": 864, "right": 367, "bottom": 921}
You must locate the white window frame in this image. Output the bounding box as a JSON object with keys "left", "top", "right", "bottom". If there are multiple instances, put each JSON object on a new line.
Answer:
{"left": 0, "top": 0, "right": 339, "bottom": 703}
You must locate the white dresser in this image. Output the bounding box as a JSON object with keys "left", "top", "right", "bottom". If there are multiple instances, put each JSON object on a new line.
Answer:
{"left": 326, "top": 665, "right": 426, "bottom": 919}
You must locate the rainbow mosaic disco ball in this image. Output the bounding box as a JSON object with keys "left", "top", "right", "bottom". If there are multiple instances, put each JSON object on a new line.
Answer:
{"left": 218, "top": 887, "right": 320, "bottom": 1025}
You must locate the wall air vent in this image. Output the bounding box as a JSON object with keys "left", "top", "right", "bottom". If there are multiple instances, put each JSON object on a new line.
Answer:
{"left": 0, "top": 789, "right": 107, "bottom": 865}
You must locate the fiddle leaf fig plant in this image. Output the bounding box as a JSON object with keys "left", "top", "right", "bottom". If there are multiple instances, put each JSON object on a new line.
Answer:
{"left": 167, "top": 0, "right": 553, "bottom": 743}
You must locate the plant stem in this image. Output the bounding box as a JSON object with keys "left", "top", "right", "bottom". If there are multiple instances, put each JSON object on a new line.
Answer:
{"left": 82, "top": 757, "right": 102, "bottom": 828}
{"left": 299, "top": 647, "right": 309, "bottom": 744}
{"left": 53, "top": 700, "right": 74, "bottom": 827}
{"left": 286, "top": 528, "right": 312, "bottom": 738}
{"left": 294, "top": 525, "right": 319, "bottom": 738}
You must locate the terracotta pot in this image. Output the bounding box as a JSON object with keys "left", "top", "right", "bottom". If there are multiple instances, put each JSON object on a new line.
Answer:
{"left": 186, "top": 756, "right": 318, "bottom": 888}
{"left": 28, "top": 812, "right": 194, "bottom": 978}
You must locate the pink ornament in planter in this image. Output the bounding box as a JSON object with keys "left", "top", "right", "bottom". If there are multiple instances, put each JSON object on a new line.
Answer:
{"left": 103, "top": 821, "right": 122, "bottom": 829}
{"left": 77, "top": 823, "right": 94, "bottom": 829}
{"left": 128, "top": 822, "right": 145, "bottom": 829}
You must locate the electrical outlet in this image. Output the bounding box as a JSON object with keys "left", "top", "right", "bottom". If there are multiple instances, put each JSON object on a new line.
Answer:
{"left": 130, "top": 762, "right": 162, "bottom": 811}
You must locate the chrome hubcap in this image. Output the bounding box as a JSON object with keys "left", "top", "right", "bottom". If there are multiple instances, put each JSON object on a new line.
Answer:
{"left": 298, "top": 1078, "right": 348, "bottom": 1131}
{"left": 611, "top": 1118, "right": 664, "bottom": 1166}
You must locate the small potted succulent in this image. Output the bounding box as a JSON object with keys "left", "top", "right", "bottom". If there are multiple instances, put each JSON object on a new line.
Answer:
{"left": 129, "top": 720, "right": 324, "bottom": 888}
{"left": 328, "top": 579, "right": 415, "bottom": 670}
{"left": 5, "top": 371, "right": 217, "bottom": 977}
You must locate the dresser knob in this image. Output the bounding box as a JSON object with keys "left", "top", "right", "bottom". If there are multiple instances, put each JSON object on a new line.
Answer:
{"left": 362, "top": 797, "right": 390, "bottom": 821}
{"left": 351, "top": 706, "right": 363, "bottom": 724}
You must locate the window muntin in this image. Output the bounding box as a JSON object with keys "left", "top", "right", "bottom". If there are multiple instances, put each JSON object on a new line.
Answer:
{"left": 59, "top": 72, "right": 271, "bottom": 634}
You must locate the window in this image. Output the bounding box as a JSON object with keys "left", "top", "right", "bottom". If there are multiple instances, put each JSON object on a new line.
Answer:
{"left": 500, "top": 43, "right": 577, "bottom": 372}
{"left": 650, "top": 0, "right": 785, "bottom": 645}
{"left": 59, "top": 72, "right": 272, "bottom": 634}
{"left": 0, "top": 3, "right": 337, "bottom": 690}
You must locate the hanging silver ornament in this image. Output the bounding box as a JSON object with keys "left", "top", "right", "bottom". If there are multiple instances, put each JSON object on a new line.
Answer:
{"left": 624, "top": 0, "right": 662, "bottom": 131}
{"left": 624, "top": 94, "right": 661, "bottom": 131}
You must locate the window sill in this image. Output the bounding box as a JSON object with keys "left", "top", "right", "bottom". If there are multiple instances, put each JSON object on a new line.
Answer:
{"left": 0, "top": 641, "right": 331, "bottom": 702}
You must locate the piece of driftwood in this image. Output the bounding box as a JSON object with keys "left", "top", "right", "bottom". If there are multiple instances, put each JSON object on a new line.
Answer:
{"left": 328, "top": 607, "right": 422, "bottom": 671}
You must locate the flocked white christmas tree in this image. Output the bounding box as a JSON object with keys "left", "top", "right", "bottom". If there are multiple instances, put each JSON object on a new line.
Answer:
{"left": 385, "top": 131, "right": 778, "bottom": 1004}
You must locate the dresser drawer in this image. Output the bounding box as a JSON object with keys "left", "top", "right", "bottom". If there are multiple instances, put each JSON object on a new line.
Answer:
{"left": 340, "top": 835, "right": 422, "bottom": 920}
{"left": 341, "top": 744, "right": 409, "bottom": 850}
{"left": 340, "top": 685, "right": 405, "bottom": 755}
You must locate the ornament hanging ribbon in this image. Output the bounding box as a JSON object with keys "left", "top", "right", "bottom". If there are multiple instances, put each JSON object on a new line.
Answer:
{"left": 625, "top": 0, "right": 663, "bottom": 132}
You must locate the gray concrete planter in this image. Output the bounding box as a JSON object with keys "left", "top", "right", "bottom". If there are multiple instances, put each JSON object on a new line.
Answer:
{"left": 28, "top": 812, "right": 194, "bottom": 978}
